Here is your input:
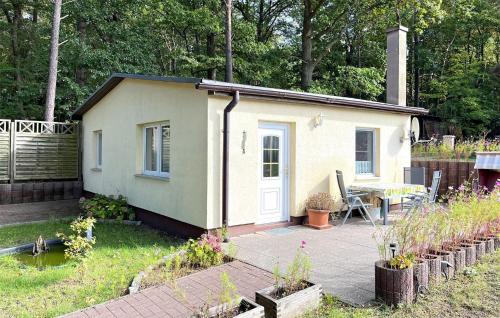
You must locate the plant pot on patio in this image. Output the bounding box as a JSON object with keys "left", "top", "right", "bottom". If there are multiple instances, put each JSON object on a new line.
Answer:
{"left": 255, "top": 281, "right": 322, "bottom": 318}
{"left": 460, "top": 242, "right": 476, "bottom": 266}
{"left": 424, "top": 254, "right": 441, "bottom": 283}
{"left": 429, "top": 249, "right": 454, "bottom": 279}
{"left": 412, "top": 258, "right": 429, "bottom": 297}
{"left": 304, "top": 193, "right": 335, "bottom": 230}
{"left": 375, "top": 260, "right": 414, "bottom": 306}
{"left": 306, "top": 209, "right": 332, "bottom": 230}
{"left": 195, "top": 298, "right": 264, "bottom": 318}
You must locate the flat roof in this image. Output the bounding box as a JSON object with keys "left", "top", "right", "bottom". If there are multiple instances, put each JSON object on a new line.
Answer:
{"left": 71, "top": 73, "right": 428, "bottom": 119}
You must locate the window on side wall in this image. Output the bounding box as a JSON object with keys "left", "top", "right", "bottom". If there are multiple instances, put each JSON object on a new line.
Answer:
{"left": 143, "top": 122, "right": 170, "bottom": 178}
{"left": 95, "top": 131, "right": 102, "bottom": 169}
{"left": 355, "top": 128, "right": 376, "bottom": 175}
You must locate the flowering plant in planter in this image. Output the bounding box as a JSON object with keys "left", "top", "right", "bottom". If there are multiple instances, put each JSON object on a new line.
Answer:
{"left": 256, "top": 241, "right": 322, "bottom": 318}
{"left": 304, "top": 193, "right": 336, "bottom": 229}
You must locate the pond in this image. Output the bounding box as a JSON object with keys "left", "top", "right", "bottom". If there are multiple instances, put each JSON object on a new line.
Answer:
{"left": 14, "top": 244, "right": 69, "bottom": 268}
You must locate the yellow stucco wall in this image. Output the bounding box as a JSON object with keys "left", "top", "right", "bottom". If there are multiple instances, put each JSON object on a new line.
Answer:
{"left": 206, "top": 95, "right": 411, "bottom": 228}
{"left": 82, "top": 79, "right": 209, "bottom": 228}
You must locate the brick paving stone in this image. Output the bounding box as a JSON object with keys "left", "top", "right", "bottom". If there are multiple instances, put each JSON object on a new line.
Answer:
{"left": 62, "top": 261, "right": 273, "bottom": 318}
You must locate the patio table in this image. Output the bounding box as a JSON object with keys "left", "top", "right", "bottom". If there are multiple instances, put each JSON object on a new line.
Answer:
{"left": 349, "top": 183, "right": 426, "bottom": 225}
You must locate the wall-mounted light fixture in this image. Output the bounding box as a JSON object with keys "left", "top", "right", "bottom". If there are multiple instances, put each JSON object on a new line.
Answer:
{"left": 241, "top": 130, "right": 247, "bottom": 154}
{"left": 313, "top": 113, "right": 324, "bottom": 128}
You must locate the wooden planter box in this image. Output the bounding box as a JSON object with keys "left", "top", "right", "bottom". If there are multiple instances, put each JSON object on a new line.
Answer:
{"left": 198, "top": 298, "right": 264, "bottom": 318}
{"left": 424, "top": 254, "right": 441, "bottom": 283}
{"left": 413, "top": 258, "right": 429, "bottom": 297}
{"left": 429, "top": 249, "right": 454, "bottom": 279}
{"left": 255, "top": 281, "right": 322, "bottom": 318}
{"left": 375, "top": 261, "right": 413, "bottom": 306}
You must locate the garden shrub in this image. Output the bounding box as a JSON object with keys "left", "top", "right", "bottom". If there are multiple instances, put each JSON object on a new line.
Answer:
{"left": 185, "top": 233, "right": 224, "bottom": 268}
{"left": 79, "top": 194, "right": 135, "bottom": 220}
{"left": 57, "top": 217, "right": 96, "bottom": 260}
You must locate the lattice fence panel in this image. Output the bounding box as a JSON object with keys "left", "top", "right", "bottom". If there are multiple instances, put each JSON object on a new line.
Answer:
{"left": 14, "top": 120, "right": 79, "bottom": 180}
{"left": 0, "top": 120, "right": 10, "bottom": 181}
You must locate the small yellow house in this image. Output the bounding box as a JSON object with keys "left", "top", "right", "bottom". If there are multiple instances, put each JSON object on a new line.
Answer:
{"left": 72, "top": 27, "right": 427, "bottom": 236}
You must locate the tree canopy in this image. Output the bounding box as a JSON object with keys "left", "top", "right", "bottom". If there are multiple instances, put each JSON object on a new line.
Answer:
{"left": 0, "top": 0, "right": 498, "bottom": 137}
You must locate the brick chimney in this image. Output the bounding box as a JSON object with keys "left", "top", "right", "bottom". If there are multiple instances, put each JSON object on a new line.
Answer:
{"left": 386, "top": 26, "right": 408, "bottom": 106}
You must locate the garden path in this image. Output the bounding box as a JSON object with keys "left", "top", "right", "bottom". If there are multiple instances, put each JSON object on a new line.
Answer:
{"left": 62, "top": 260, "right": 274, "bottom": 318}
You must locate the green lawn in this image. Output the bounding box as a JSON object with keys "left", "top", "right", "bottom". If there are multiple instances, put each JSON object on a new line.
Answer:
{"left": 304, "top": 250, "right": 500, "bottom": 318}
{"left": 0, "top": 220, "right": 181, "bottom": 318}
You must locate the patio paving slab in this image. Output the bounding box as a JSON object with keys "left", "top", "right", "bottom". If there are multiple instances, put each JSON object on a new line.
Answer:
{"left": 226, "top": 219, "right": 383, "bottom": 306}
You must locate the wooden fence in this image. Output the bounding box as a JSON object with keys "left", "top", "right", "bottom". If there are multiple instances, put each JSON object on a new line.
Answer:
{"left": 0, "top": 120, "right": 79, "bottom": 183}
{"left": 0, "top": 120, "right": 9, "bottom": 181}
{"left": 411, "top": 158, "right": 477, "bottom": 196}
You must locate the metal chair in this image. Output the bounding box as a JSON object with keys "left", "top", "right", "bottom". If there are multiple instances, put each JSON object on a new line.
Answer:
{"left": 336, "top": 170, "right": 375, "bottom": 226}
{"left": 403, "top": 167, "right": 426, "bottom": 186}
{"left": 402, "top": 170, "right": 442, "bottom": 213}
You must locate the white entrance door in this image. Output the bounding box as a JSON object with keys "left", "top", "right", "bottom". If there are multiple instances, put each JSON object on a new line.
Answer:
{"left": 258, "top": 123, "right": 289, "bottom": 224}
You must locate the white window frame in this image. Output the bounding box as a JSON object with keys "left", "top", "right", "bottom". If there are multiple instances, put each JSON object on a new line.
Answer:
{"left": 355, "top": 128, "right": 376, "bottom": 176}
{"left": 142, "top": 122, "right": 170, "bottom": 178}
{"left": 95, "top": 130, "right": 102, "bottom": 169}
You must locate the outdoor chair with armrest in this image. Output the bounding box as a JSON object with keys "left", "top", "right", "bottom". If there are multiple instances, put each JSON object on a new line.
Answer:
{"left": 336, "top": 170, "right": 376, "bottom": 226}
{"left": 401, "top": 170, "right": 442, "bottom": 213}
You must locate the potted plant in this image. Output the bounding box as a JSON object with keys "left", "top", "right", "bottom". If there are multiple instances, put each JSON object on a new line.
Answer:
{"left": 373, "top": 226, "right": 414, "bottom": 305}
{"left": 304, "top": 193, "right": 335, "bottom": 229}
{"left": 255, "top": 242, "right": 322, "bottom": 318}
{"left": 195, "top": 273, "right": 264, "bottom": 318}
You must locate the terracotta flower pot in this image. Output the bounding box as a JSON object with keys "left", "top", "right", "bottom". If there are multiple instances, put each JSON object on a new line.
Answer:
{"left": 460, "top": 242, "right": 476, "bottom": 266}
{"left": 375, "top": 260, "right": 414, "bottom": 306}
{"left": 424, "top": 254, "right": 441, "bottom": 284}
{"left": 412, "top": 258, "right": 429, "bottom": 297}
{"left": 306, "top": 209, "right": 332, "bottom": 230}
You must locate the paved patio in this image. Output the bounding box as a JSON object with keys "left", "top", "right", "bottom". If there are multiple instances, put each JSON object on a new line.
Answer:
{"left": 226, "top": 218, "right": 387, "bottom": 306}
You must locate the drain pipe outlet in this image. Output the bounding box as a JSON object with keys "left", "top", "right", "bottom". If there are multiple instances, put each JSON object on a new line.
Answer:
{"left": 222, "top": 91, "right": 240, "bottom": 227}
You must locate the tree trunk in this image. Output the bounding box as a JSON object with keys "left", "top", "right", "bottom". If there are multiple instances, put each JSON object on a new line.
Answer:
{"left": 76, "top": 19, "right": 88, "bottom": 86}
{"left": 224, "top": 0, "right": 233, "bottom": 83}
{"left": 301, "top": 1, "right": 313, "bottom": 91}
{"left": 207, "top": 32, "right": 217, "bottom": 80}
{"left": 256, "top": 0, "right": 265, "bottom": 42}
{"left": 413, "top": 32, "right": 420, "bottom": 108}
{"left": 44, "top": 0, "right": 62, "bottom": 122}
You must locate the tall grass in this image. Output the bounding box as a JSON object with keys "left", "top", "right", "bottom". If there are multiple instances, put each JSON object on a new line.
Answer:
{"left": 412, "top": 138, "right": 500, "bottom": 160}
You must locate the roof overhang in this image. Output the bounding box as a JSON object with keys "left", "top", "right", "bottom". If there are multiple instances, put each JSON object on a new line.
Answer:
{"left": 71, "top": 73, "right": 428, "bottom": 119}
{"left": 197, "top": 81, "right": 428, "bottom": 116}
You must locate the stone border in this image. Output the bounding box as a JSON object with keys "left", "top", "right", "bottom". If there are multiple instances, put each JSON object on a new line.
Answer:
{"left": 96, "top": 219, "right": 142, "bottom": 226}
{"left": 0, "top": 238, "right": 63, "bottom": 256}
{"left": 128, "top": 250, "right": 186, "bottom": 294}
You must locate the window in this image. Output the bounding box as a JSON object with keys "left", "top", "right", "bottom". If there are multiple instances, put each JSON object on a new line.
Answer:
{"left": 143, "top": 122, "right": 170, "bottom": 177}
{"left": 95, "top": 131, "right": 102, "bottom": 169}
{"left": 262, "top": 135, "right": 280, "bottom": 178}
{"left": 355, "top": 128, "right": 375, "bottom": 175}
